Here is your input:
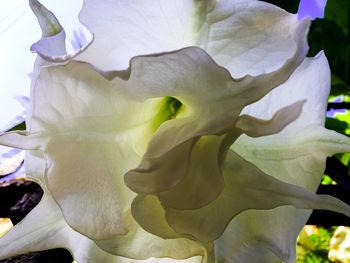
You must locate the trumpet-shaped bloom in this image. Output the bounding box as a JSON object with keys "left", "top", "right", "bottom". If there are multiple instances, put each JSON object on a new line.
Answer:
{"left": 0, "top": 0, "right": 349, "bottom": 262}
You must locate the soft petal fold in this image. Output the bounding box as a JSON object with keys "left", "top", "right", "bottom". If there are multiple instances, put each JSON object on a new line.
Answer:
{"left": 95, "top": 211, "right": 210, "bottom": 263}
{"left": 0, "top": 0, "right": 88, "bottom": 131}
{"left": 123, "top": 46, "right": 306, "bottom": 194}
{"left": 0, "top": 151, "right": 117, "bottom": 262}
{"left": 197, "top": 0, "right": 310, "bottom": 78}
{"left": 0, "top": 131, "right": 45, "bottom": 150}
{"left": 77, "top": 0, "right": 198, "bottom": 70}
{"left": 236, "top": 100, "right": 305, "bottom": 137}
{"left": 0, "top": 184, "right": 203, "bottom": 263}
{"left": 78, "top": 0, "right": 309, "bottom": 80}
{"left": 219, "top": 53, "right": 349, "bottom": 262}
{"left": 27, "top": 45, "right": 307, "bottom": 240}
{"left": 156, "top": 135, "right": 225, "bottom": 210}
{"left": 241, "top": 52, "right": 330, "bottom": 132}
{"left": 132, "top": 151, "right": 350, "bottom": 243}
{"left": 1, "top": 2, "right": 323, "bottom": 257}
{"left": 133, "top": 99, "right": 303, "bottom": 212}
{"left": 2, "top": 151, "right": 204, "bottom": 263}
{"left": 30, "top": 62, "right": 147, "bottom": 240}
{"left": 156, "top": 99, "right": 304, "bottom": 210}
{"left": 1, "top": 0, "right": 331, "bottom": 262}
{"left": 0, "top": 192, "right": 116, "bottom": 262}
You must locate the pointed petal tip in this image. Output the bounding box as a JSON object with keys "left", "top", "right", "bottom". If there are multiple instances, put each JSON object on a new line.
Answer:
{"left": 297, "top": 0, "right": 327, "bottom": 20}
{"left": 311, "top": 50, "right": 328, "bottom": 63}
{"left": 315, "top": 50, "right": 326, "bottom": 58}
{"left": 29, "top": 0, "right": 63, "bottom": 37}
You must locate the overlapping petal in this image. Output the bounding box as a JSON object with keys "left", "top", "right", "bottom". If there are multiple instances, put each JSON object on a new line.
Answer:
{"left": 0, "top": 151, "right": 204, "bottom": 263}
{"left": 0, "top": 151, "right": 116, "bottom": 262}
{"left": 0, "top": 0, "right": 349, "bottom": 262}
{"left": 0, "top": 40, "right": 309, "bottom": 241}
{"left": 197, "top": 0, "right": 310, "bottom": 78}
{"left": 123, "top": 45, "right": 307, "bottom": 195}
{"left": 132, "top": 149, "right": 350, "bottom": 243}
{"left": 77, "top": 0, "right": 309, "bottom": 79}
{"left": 215, "top": 52, "right": 350, "bottom": 262}
{"left": 127, "top": 53, "right": 350, "bottom": 259}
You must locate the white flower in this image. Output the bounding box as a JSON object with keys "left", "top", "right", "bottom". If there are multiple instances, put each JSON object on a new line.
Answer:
{"left": 0, "top": 0, "right": 348, "bottom": 262}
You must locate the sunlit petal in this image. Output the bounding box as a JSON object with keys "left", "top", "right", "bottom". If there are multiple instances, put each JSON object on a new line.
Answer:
{"left": 217, "top": 53, "right": 350, "bottom": 262}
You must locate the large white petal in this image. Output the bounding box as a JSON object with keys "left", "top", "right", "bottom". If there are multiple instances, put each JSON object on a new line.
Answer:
{"left": 77, "top": 0, "right": 199, "bottom": 70}
{"left": 77, "top": 0, "right": 309, "bottom": 80}
{"left": 0, "top": 192, "right": 121, "bottom": 263}
{"left": 215, "top": 207, "right": 305, "bottom": 263}
{"left": 0, "top": 151, "right": 117, "bottom": 263}
{"left": 216, "top": 53, "right": 350, "bottom": 262}
{"left": 0, "top": 188, "right": 202, "bottom": 263}
{"left": 241, "top": 52, "right": 331, "bottom": 135}
{"left": 28, "top": 61, "right": 145, "bottom": 240}
{"left": 198, "top": 0, "right": 310, "bottom": 78}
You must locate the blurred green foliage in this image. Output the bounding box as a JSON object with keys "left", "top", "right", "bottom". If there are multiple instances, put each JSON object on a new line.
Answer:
{"left": 297, "top": 227, "right": 336, "bottom": 263}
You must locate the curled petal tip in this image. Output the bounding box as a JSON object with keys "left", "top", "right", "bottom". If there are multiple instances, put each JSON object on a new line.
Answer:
{"left": 298, "top": 0, "right": 327, "bottom": 20}
{"left": 29, "top": 0, "right": 62, "bottom": 37}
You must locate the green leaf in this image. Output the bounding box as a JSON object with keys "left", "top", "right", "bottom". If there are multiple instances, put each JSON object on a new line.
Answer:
{"left": 325, "top": 0, "right": 349, "bottom": 35}
{"left": 325, "top": 117, "right": 348, "bottom": 135}
{"left": 8, "top": 122, "right": 26, "bottom": 132}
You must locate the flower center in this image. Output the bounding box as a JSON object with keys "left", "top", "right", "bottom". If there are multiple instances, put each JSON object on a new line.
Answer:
{"left": 150, "top": 96, "right": 183, "bottom": 134}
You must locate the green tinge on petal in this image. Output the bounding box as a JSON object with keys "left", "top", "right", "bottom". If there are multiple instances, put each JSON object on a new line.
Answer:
{"left": 29, "top": 0, "right": 62, "bottom": 37}
{"left": 28, "top": 55, "right": 207, "bottom": 240}
{"left": 151, "top": 96, "right": 183, "bottom": 134}
{"left": 157, "top": 135, "right": 225, "bottom": 210}
{"left": 29, "top": 0, "right": 68, "bottom": 60}
{"left": 192, "top": 0, "right": 215, "bottom": 34}
{"left": 124, "top": 43, "right": 307, "bottom": 197}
